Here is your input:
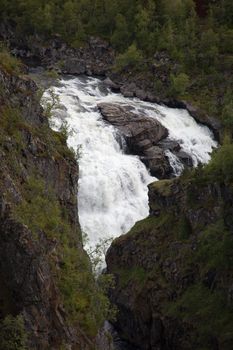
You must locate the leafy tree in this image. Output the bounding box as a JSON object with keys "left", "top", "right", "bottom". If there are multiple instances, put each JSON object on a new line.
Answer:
{"left": 111, "top": 14, "right": 130, "bottom": 51}
{"left": 169, "top": 73, "right": 190, "bottom": 97}
{"left": 114, "top": 43, "right": 143, "bottom": 72}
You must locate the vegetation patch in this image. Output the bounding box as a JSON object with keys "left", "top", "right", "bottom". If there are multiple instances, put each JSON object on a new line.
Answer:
{"left": 0, "top": 45, "right": 23, "bottom": 75}
{"left": 0, "top": 315, "right": 27, "bottom": 350}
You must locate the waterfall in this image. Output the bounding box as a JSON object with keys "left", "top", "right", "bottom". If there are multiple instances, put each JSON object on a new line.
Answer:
{"left": 45, "top": 75, "right": 217, "bottom": 255}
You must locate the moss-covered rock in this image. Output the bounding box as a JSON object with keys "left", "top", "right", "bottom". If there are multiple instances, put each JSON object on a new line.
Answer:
{"left": 107, "top": 170, "right": 233, "bottom": 350}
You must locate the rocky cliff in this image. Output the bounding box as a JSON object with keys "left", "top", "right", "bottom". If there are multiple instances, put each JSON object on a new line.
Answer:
{"left": 106, "top": 170, "right": 233, "bottom": 350}
{"left": 0, "top": 57, "right": 104, "bottom": 349}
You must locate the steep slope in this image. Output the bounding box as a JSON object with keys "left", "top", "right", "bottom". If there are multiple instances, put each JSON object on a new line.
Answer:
{"left": 106, "top": 168, "right": 233, "bottom": 349}
{"left": 0, "top": 57, "right": 105, "bottom": 349}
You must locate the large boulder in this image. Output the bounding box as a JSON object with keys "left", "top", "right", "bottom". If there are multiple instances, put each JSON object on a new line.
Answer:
{"left": 98, "top": 103, "right": 172, "bottom": 178}
{"left": 62, "top": 58, "right": 86, "bottom": 75}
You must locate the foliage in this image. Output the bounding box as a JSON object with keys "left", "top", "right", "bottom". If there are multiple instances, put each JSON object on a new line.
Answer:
{"left": 169, "top": 73, "right": 190, "bottom": 97}
{"left": 0, "top": 0, "right": 232, "bottom": 120}
{"left": 14, "top": 176, "right": 114, "bottom": 337}
{"left": 15, "top": 176, "right": 67, "bottom": 239}
{"left": 0, "top": 106, "right": 26, "bottom": 148}
{"left": 204, "top": 143, "right": 233, "bottom": 182}
{"left": 177, "top": 216, "right": 192, "bottom": 240}
{"left": 114, "top": 43, "right": 143, "bottom": 72}
{"left": 41, "top": 88, "right": 62, "bottom": 119}
{"left": 167, "top": 283, "right": 233, "bottom": 348}
{"left": 0, "top": 44, "right": 22, "bottom": 75}
{"left": 0, "top": 315, "right": 27, "bottom": 350}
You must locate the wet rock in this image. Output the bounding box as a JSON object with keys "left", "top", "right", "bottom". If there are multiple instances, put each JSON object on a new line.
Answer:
{"left": 142, "top": 146, "right": 172, "bottom": 178}
{"left": 175, "top": 150, "right": 193, "bottom": 167}
{"left": 135, "top": 88, "right": 147, "bottom": 101}
{"left": 103, "top": 77, "right": 120, "bottom": 92}
{"left": 120, "top": 83, "right": 137, "bottom": 97}
{"left": 98, "top": 103, "right": 168, "bottom": 146}
{"left": 98, "top": 103, "right": 171, "bottom": 178}
{"left": 158, "top": 139, "right": 181, "bottom": 153}
{"left": 181, "top": 101, "right": 221, "bottom": 140}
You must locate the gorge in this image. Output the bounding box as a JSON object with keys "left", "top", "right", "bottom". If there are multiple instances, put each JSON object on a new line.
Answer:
{"left": 0, "top": 0, "right": 232, "bottom": 347}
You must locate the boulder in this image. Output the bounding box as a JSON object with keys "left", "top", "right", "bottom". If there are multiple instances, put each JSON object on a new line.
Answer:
{"left": 98, "top": 102, "right": 171, "bottom": 178}
{"left": 135, "top": 88, "right": 147, "bottom": 101}
{"left": 103, "top": 77, "right": 120, "bottom": 92}
{"left": 62, "top": 58, "right": 86, "bottom": 75}
{"left": 158, "top": 139, "right": 181, "bottom": 152}
{"left": 120, "top": 83, "right": 137, "bottom": 97}
{"left": 175, "top": 150, "right": 193, "bottom": 167}
{"left": 98, "top": 103, "right": 168, "bottom": 148}
{"left": 142, "top": 146, "right": 173, "bottom": 178}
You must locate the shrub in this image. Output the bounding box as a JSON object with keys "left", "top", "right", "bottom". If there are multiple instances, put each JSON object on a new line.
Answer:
{"left": 205, "top": 143, "right": 233, "bottom": 182}
{"left": 169, "top": 72, "right": 190, "bottom": 97}
{"left": 0, "top": 45, "right": 22, "bottom": 75}
{"left": 114, "top": 43, "right": 143, "bottom": 72}
{"left": 0, "top": 315, "right": 27, "bottom": 350}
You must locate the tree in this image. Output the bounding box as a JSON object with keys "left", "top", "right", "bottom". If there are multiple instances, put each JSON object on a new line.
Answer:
{"left": 170, "top": 72, "right": 190, "bottom": 96}
{"left": 111, "top": 14, "right": 130, "bottom": 52}
{"left": 114, "top": 43, "right": 143, "bottom": 72}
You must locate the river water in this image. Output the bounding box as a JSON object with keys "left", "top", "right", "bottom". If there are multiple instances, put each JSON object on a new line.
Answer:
{"left": 46, "top": 75, "right": 217, "bottom": 255}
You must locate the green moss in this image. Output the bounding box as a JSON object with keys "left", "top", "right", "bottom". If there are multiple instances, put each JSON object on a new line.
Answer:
{"left": 196, "top": 221, "right": 233, "bottom": 273}
{"left": 14, "top": 176, "right": 67, "bottom": 239}
{"left": 177, "top": 216, "right": 192, "bottom": 241}
{"left": 0, "top": 107, "right": 26, "bottom": 148}
{"left": 150, "top": 179, "right": 174, "bottom": 196}
{"left": 14, "top": 176, "right": 113, "bottom": 337}
{"left": 114, "top": 267, "right": 148, "bottom": 289}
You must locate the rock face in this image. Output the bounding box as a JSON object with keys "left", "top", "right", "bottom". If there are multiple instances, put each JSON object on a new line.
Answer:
{"left": 11, "top": 35, "right": 114, "bottom": 76}
{"left": 106, "top": 175, "right": 233, "bottom": 350}
{"left": 98, "top": 103, "right": 172, "bottom": 178}
{"left": 0, "top": 66, "right": 96, "bottom": 349}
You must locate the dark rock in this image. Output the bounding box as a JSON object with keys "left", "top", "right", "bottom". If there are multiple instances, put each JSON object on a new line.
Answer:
{"left": 120, "top": 83, "right": 137, "bottom": 98}
{"left": 175, "top": 150, "right": 193, "bottom": 167}
{"left": 103, "top": 77, "right": 120, "bottom": 92}
{"left": 158, "top": 139, "right": 181, "bottom": 153}
{"left": 0, "top": 67, "right": 93, "bottom": 349}
{"left": 98, "top": 103, "right": 171, "bottom": 178}
{"left": 142, "top": 146, "right": 172, "bottom": 178}
{"left": 181, "top": 101, "right": 221, "bottom": 140}
{"left": 135, "top": 89, "right": 147, "bottom": 101}
{"left": 62, "top": 58, "right": 86, "bottom": 75}
{"left": 106, "top": 178, "right": 231, "bottom": 350}
{"left": 98, "top": 103, "right": 168, "bottom": 147}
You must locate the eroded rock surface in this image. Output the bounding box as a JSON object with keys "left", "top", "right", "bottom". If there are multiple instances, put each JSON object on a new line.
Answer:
{"left": 98, "top": 102, "right": 172, "bottom": 178}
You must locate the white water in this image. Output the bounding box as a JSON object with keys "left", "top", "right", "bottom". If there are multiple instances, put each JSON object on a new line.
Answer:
{"left": 45, "top": 75, "right": 217, "bottom": 254}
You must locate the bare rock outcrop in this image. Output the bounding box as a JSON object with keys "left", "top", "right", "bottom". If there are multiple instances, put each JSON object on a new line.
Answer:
{"left": 98, "top": 103, "right": 172, "bottom": 178}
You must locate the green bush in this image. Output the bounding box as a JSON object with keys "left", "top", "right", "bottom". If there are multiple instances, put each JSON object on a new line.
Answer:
{"left": 205, "top": 143, "right": 233, "bottom": 182}
{"left": 0, "top": 315, "right": 27, "bottom": 350}
{"left": 0, "top": 46, "right": 22, "bottom": 75}
{"left": 114, "top": 43, "right": 143, "bottom": 72}
{"left": 169, "top": 72, "right": 190, "bottom": 97}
